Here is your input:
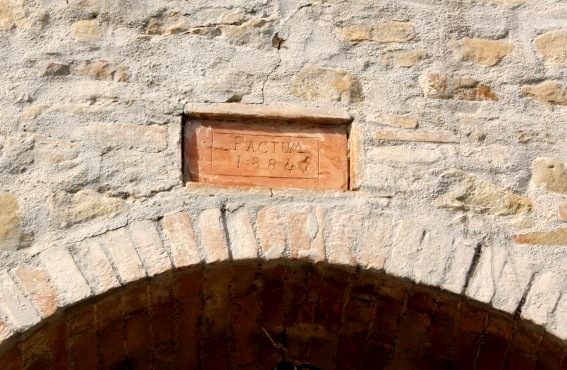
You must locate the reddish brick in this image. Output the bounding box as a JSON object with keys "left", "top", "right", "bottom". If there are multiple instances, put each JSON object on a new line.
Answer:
{"left": 149, "top": 282, "right": 175, "bottom": 349}
{"left": 256, "top": 207, "right": 287, "bottom": 259}
{"left": 122, "top": 286, "right": 148, "bottom": 316}
{"left": 174, "top": 269, "right": 202, "bottom": 302}
{"left": 201, "top": 336, "right": 229, "bottom": 370}
{"left": 420, "top": 297, "right": 459, "bottom": 370}
{"left": 202, "top": 267, "right": 232, "bottom": 338}
{"left": 69, "top": 322, "right": 98, "bottom": 370}
{"left": 451, "top": 303, "right": 487, "bottom": 370}
{"left": 0, "top": 346, "right": 21, "bottom": 370}
{"left": 230, "top": 264, "right": 259, "bottom": 297}
{"left": 124, "top": 312, "right": 151, "bottom": 370}
{"left": 47, "top": 321, "right": 69, "bottom": 369}
{"left": 230, "top": 294, "right": 260, "bottom": 367}
{"left": 336, "top": 298, "right": 376, "bottom": 370}
{"left": 177, "top": 300, "right": 201, "bottom": 368}
{"left": 20, "top": 329, "right": 47, "bottom": 369}
{"left": 476, "top": 312, "right": 513, "bottom": 370}
{"left": 388, "top": 311, "right": 431, "bottom": 370}
{"left": 96, "top": 295, "right": 124, "bottom": 369}
{"left": 535, "top": 334, "right": 566, "bottom": 370}
{"left": 505, "top": 322, "right": 543, "bottom": 370}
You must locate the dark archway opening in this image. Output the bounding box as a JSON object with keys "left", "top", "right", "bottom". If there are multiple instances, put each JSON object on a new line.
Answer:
{"left": 0, "top": 260, "right": 565, "bottom": 370}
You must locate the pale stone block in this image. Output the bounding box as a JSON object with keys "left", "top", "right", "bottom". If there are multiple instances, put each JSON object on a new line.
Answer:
{"left": 374, "top": 130, "right": 458, "bottom": 143}
{"left": 99, "top": 228, "right": 146, "bottom": 283}
{"left": 521, "top": 81, "right": 567, "bottom": 106}
{"left": 548, "top": 294, "right": 567, "bottom": 340}
{"left": 0, "top": 272, "right": 40, "bottom": 330}
{"left": 162, "top": 211, "right": 201, "bottom": 267}
{"left": 381, "top": 49, "right": 427, "bottom": 68}
{"left": 448, "top": 38, "right": 514, "bottom": 66}
{"left": 367, "top": 146, "right": 445, "bottom": 164}
{"left": 309, "top": 207, "right": 326, "bottom": 262}
{"left": 465, "top": 245, "right": 508, "bottom": 303}
{"left": 419, "top": 73, "right": 497, "bottom": 101}
{"left": 85, "top": 123, "right": 167, "bottom": 152}
{"left": 0, "top": 193, "right": 21, "bottom": 251}
{"left": 226, "top": 207, "right": 258, "bottom": 260}
{"left": 285, "top": 205, "right": 316, "bottom": 259}
{"left": 491, "top": 259, "right": 533, "bottom": 313}
{"left": 70, "top": 238, "right": 120, "bottom": 294}
{"left": 11, "top": 264, "right": 58, "bottom": 317}
{"left": 73, "top": 20, "right": 101, "bottom": 42}
{"left": 414, "top": 228, "right": 454, "bottom": 286}
{"left": 198, "top": 208, "right": 229, "bottom": 263}
{"left": 522, "top": 272, "right": 562, "bottom": 326}
{"left": 327, "top": 209, "right": 362, "bottom": 266}
{"left": 559, "top": 202, "right": 567, "bottom": 222}
{"left": 39, "top": 245, "right": 92, "bottom": 307}
{"left": 441, "top": 238, "right": 476, "bottom": 294}
{"left": 531, "top": 157, "right": 567, "bottom": 194}
{"left": 385, "top": 220, "right": 424, "bottom": 278}
{"left": 358, "top": 215, "right": 392, "bottom": 270}
{"left": 256, "top": 207, "right": 287, "bottom": 259}
{"left": 535, "top": 30, "right": 567, "bottom": 66}
{"left": 290, "top": 65, "right": 363, "bottom": 103}
{"left": 129, "top": 220, "right": 172, "bottom": 277}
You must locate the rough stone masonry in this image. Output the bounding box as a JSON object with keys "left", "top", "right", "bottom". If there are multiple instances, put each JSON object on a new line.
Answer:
{"left": 0, "top": 0, "right": 566, "bottom": 360}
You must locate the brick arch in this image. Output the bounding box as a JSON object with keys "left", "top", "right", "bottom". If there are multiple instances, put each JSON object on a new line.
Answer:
{"left": 0, "top": 205, "right": 565, "bottom": 369}
{"left": 0, "top": 260, "right": 565, "bottom": 370}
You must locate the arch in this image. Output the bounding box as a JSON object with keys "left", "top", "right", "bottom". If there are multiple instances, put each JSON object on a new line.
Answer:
{"left": 0, "top": 260, "right": 565, "bottom": 369}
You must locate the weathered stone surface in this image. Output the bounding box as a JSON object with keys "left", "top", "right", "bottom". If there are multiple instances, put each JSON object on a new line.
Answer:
{"left": 448, "top": 38, "right": 514, "bottom": 66}
{"left": 532, "top": 158, "right": 567, "bottom": 194}
{"left": 381, "top": 49, "right": 427, "bottom": 67}
{"left": 225, "top": 207, "right": 258, "bottom": 260}
{"left": 48, "top": 190, "right": 125, "bottom": 228}
{"left": 513, "top": 229, "right": 567, "bottom": 245}
{"left": 385, "top": 220, "right": 424, "bottom": 278}
{"left": 188, "top": 8, "right": 245, "bottom": 28}
{"left": 70, "top": 238, "right": 120, "bottom": 295}
{"left": 86, "top": 123, "right": 167, "bottom": 152}
{"left": 11, "top": 265, "right": 58, "bottom": 317}
{"left": 376, "top": 116, "right": 418, "bottom": 129}
{"left": 534, "top": 30, "right": 567, "bottom": 65}
{"left": 73, "top": 20, "right": 101, "bottom": 42}
{"left": 285, "top": 205, "right": 317, "bottom": 260}
{"left": 358, "top": 215, "right": 391, "bottom": 270}
{"left": 520, "top": 81, "right": 567, "bottom": 106}
{"left": 99, "top": 228, "right": 145, "bottom": 284}
{"left": 291, "top": 65, "right": 363, "bottom": 103}
{"left": 419, "top": 73, "right": 497, "bottom": 101}
{"left": 162, "top": 211, "right": 201, "bottom": 267}
{"left": 340, "top": 22, "right": 415, "bottom": 43}
{"left": 0, "top": 272, "right": 40, "bottom": 330}
{"left": 374, "top": 130, "right": 458, "bottom": 143}
{"left": 129, "top": 220, "right": 172, "bottom": 277}
{"left": 522, "top": 272, "right": 562, "bottom": 325}
{"left": 368, "top": 146, "right": 445, "bottom": 164}
{"left": 0, "top": 0, "right": 24, "bottom": 31}
{"left": 198, "top": 208, "right": 229, "bottom": 263}
{"left": 327, "top": 209, "right": 361, "bottom": 266}
{"left": 72, "top": 60, "right": 129, "bottom": 82}
{"left": 0, "top": 134, "right": 34, "bottom": 174}
{"left": 222, "top": 16, "right": 276, "bottom": 49}
{"left": 487, "top": 0, "right": 525, "bottom": 8}
{"left": 68, "top": 0, "right": 101, "bottom": 13}
{"left": 434, "top": 170, "right": 532, "bottom": 215}
{"left": 38, "top": 61, "right": 70, "bottom": 77}
{"left": 0, "top": 193, "right": 21, "bottom": 250}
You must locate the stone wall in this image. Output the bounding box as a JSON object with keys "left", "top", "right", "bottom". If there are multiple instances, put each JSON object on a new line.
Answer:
{"left": 0, "top": 0, "right": 566, "bottom": 355}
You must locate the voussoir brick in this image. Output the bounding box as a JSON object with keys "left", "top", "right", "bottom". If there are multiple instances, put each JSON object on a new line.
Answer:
{"left": 11, "top": 264, "right": 58, "bottom": 317}
{"left": 162, "top": 211, "right": 201, "bottom": 267}
{"left": 358, "top": 214, "right": 392, "bottom": 270}
{"left": 226, "top": 207, "right": 258, "bottom": 260}
{"left": 256, "top": 207, "right": 287, "bottom": 259}
{"left": 70, "top": 238, "right": 120, "bottom": 295}
{"left": 198, "top": 208, "right": 230, "bottom": 263}
{"left": 0, "top": 272, "right": 41, "bottom": 330}
{"left": 385, "top": 219, "right": 424, "bottom": 278}
{"left": 327, "top": 208, "right": 362, "bottom": 266}
{"left": 129, "top": 220, "right": 172, "bottom": 277}
{"left": 99, "top": 228, "right": 146, "bottom": 284}
{"left": 39, "top": 245, "right": 92, "bottom": 307}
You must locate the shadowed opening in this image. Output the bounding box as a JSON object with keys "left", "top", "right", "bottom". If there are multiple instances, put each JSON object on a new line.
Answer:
{"left": 0, "top": 259, "right": 565, "bottom": 370}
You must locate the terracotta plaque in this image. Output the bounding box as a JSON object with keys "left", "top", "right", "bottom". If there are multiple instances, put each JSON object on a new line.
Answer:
{"left": 184, "top": 120, "right": 348, "bottom": 190}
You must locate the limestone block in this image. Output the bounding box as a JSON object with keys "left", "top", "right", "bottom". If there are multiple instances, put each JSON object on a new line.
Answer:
{"left": 285, "top": 205, "right": 318, "bottom": 260}
{"left": 434, "top": 170, "right": 532, "bottom": 216}
{"left": 37, "top": 61, "right": 70, "bottom": 77}
{"left": 491, "top": 259, "right": 532, "bottom": 313}
{"left": 99, "top": 228, "right": 146, "bottom": 283}
{"left": 68, "top": 0, "right": 101, "bottom": 13}
{"left": 48, "top": 190, "right": 125, "bottom": 228}
{"left": 11, "top": 265, "right": 58, "bottom": 317}
{"left": 414, "top": 228, "right": 455, "bottom": 287}
{"left": 226, "top": 207, "right": 258, "bottom": 260}
{"left": 71, "top": 60, "right": 129, "bottom": 82}
{"left": 441, "top": 238, "right": 476, "bottom": 294}
{"left": 381, "top": 49, "right": 427, "bottom": 68}
{"left": 340, "top": 22, "right": 415, "bottom": 43}
{"left": 256, "top": 207, "right": 287, "bottom": 259}
{"left": 358, "top": 215, "right": 392, "bottom": 270}
{"left": 222, "top": 16, "right": 277, "bottom": 49}
{"left": 198, "top": 208, "right": 229, "bottom": 263}
{"left": 70, "top": 238, "right": 120, "bottom": 294}
{"left": 0, "top": 134, "right": 34, "bottom": 174}
{"left": 487, "top": 0, "right": 525, "bottom": 8}
{"left": 162, "top": 211, "right": 201, "bottom": 267}
{"left": 291, "top": 65, "right": 363, "bottom": 103}
{"left": 419, "top": 73, "right": 497, "bottom": 101}
{"left": 129, "top": 220, "right": 172, "bottom": 277}
{"left": 327, "top": 208, "right": 362, "bottom": 266}
{"left": 532, "top": 158, "right": 567, "bottom": 194}
{"left": 0, "top": 193, "right": 21, "bottom": 250}
{"left": 73, "top": 20, "right": 101, "bottom": 42}
{"left": 0, "top": 272, "right": 40, "bottom": 330}
{"left": 522, "top": 272, "right": 562, "bottom": 326}
{"left": 449, "top": 38, "right": 514, "bottom": 66}
{"left": 385, "top": 220, "right": 424, "bottom": 278}
{"left": 512, "top": 229, "right": 567, "bottom": 245}
{"left": 520, "top": 81, "right": 567, "bottom": 106}
{"left": 535, "top": 30, "right": 567, "bottom": 65}
{"left": 39, "top": 245, "right": 92, "bottom": 307}
{"left": 374, "top": 130, "right": 458, "bottom": 143}
{"left": 0, "top": 0, "right": 24, "bottom": 31}
{"left": 188, "top": 8, "right": 245, "bottom": 28}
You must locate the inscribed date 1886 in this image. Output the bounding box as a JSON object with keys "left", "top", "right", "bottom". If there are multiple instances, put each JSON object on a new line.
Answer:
{"left": 184, "top": 120, "right": 348, "bottom": 190}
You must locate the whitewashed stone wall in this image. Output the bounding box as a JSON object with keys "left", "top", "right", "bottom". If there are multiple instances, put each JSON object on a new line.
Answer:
{"left": 0, "top": 0, "right": 566, "bottom": 342}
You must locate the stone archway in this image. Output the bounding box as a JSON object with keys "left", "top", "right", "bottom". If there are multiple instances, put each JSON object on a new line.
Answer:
{"left": 0, "top": 260, "right": 565, "bottom": 370}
